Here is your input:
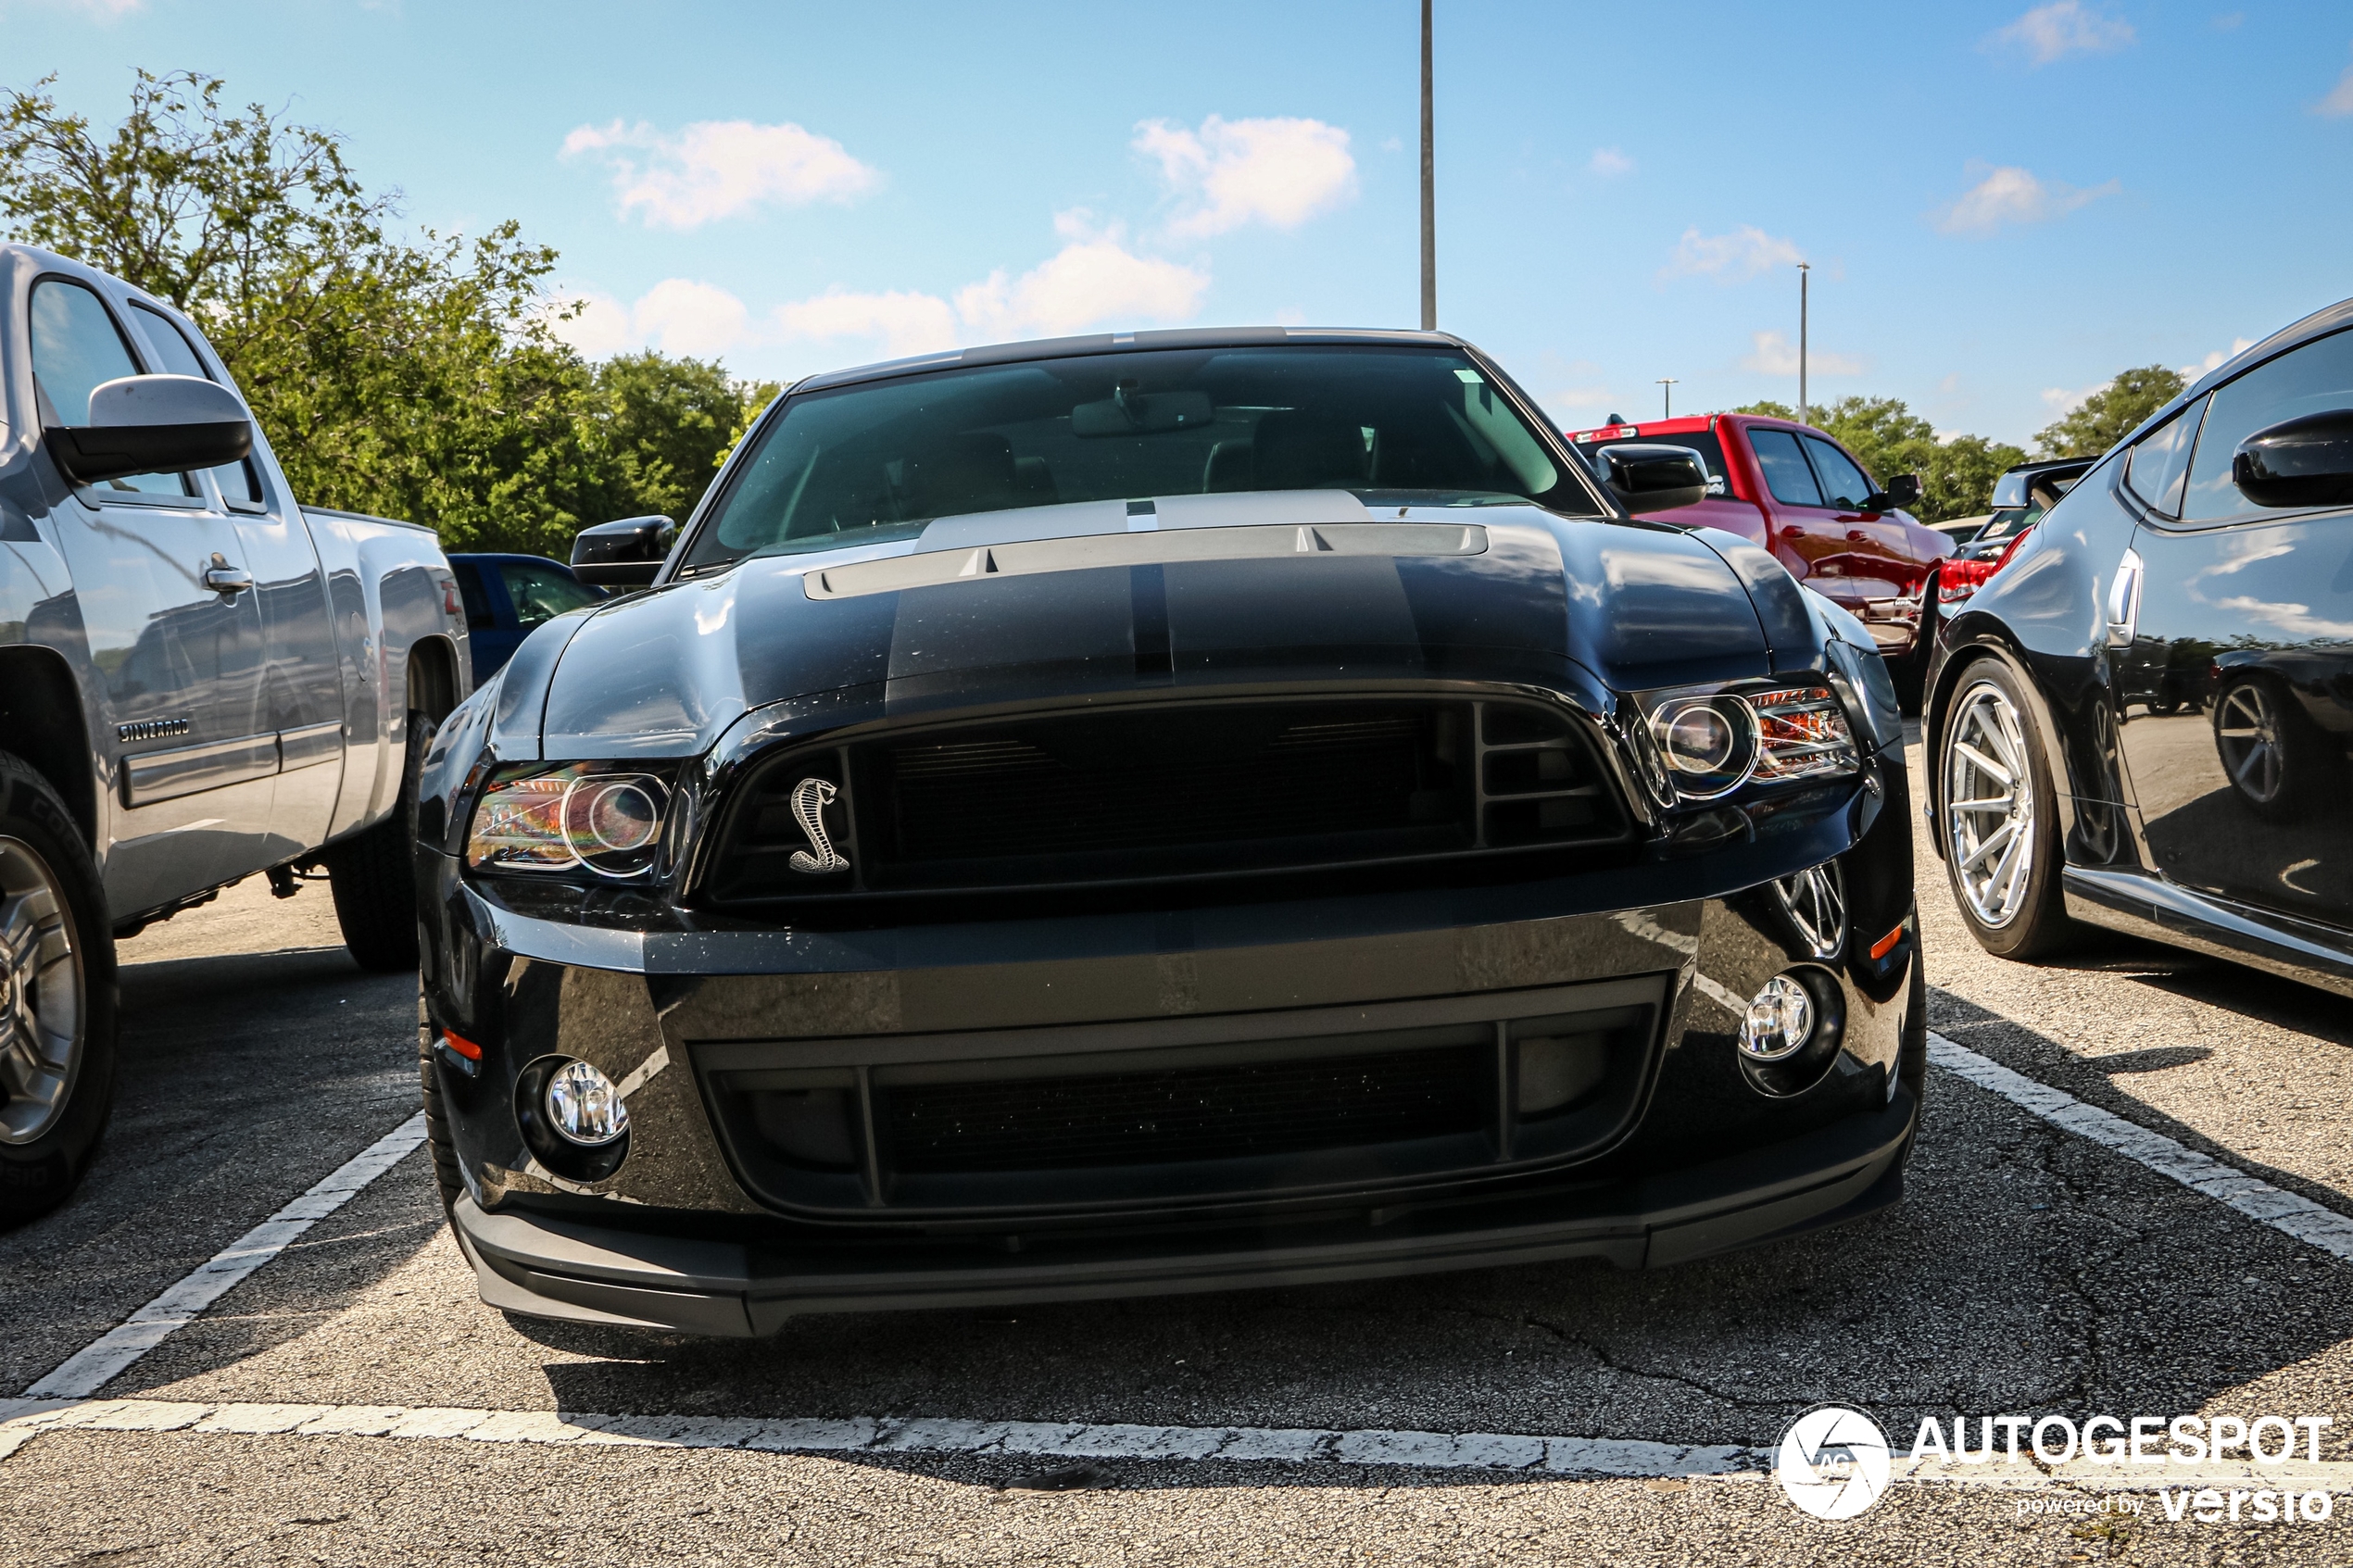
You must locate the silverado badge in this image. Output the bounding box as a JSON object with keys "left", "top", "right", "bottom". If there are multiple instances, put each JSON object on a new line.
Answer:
{"left": 786, "top": 778, "right": 849, "bottom": 874}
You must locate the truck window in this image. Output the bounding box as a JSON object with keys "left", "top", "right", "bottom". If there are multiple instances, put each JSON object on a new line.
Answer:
{"left": 1748, "top": 430, "right": 1824, "bottom": 507}
{"left": 1801, "top": 438, "right": 1875, "bottom": 509}
{"left": 449, "top": 561, "right": 497, "bottom": 632}
{"left": 127, "top": 301, "right": 264, "bottom": 508}
{"left": 499, "top": 560, "right": 600, "bottom": 628}
{"left": 29, "top": 280, "right": 193, "bottom": 500}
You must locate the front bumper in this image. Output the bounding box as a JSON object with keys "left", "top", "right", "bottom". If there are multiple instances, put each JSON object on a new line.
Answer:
{"left": 422, "top": 755, "right": 1922, "bottom": 1336}
{"left": 454, "top": 1084, "right": 1915, "bottom": 1336}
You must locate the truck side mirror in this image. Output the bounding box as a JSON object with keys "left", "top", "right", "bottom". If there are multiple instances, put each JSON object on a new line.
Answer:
{"left": 2233, "top": 409, "right": 2353, "bottom": 509}
{"left": 1594, "top": 444, "right": 1709, "bottom": 512}
{"left": 1863, "top": 472, "right": 1922, "bottom": 513}
{"left": 44, "top": 373, "right": 253, "bottom": 485}
{"left": 572, "top": 515, "right": 678, "bottom": 587}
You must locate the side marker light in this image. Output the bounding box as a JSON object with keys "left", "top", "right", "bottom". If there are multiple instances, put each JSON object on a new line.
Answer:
{"left": 1869, "top": 924, "right": 1905, "bottom": 961}
{"left": 442, "top": 1030, "right": 484, "bottom": 1060}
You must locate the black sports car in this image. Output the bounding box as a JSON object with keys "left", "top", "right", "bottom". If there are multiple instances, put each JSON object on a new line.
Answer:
{"left": 412, "top": 328, "right": 1923, "bottom": 1336}
{"left": 1926, "top": 297, "right": 2353, "bottom": 986}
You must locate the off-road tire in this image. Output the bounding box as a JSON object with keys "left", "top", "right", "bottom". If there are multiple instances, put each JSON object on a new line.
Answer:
{"left": 0, "top": 751, "right": 119, "bottom": 1225}
{"left": 326, "top": 710, "right": 436, "bottom": 972}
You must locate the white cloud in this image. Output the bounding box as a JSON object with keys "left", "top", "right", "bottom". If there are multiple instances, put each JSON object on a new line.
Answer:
{"left": 1589, "top": 146, "right": 1634, "bottom": 178}
{"left": 2041, "top": 380, "right": 2109, "bottom": 416}
{"left": 562, "top": 119, "right": 877, "bottom": 229}
{"left": 774, "top": 289, "right": 962, "bottom": 359}
{"left": 956, "top": 214, "right": 1210, "bottom": 339}
{"left": 2179, "top": 336, "right": 2257, "bottom": 380}
{"left": 1991, "top": 1, "right": 2135, "bottom": 65}
{"left": 1931, "top": 164, "right": 2118, "bottom": 234}
{"left": 1133, "top": 115, "right": 1356, "bottom": 238}
{"left": 772, "top": 214, "right": 1211, "bottom": 361}
{"left": 1662, "top": 226, "right": 1805, "bottom": 282}
{"left": 1743, "top": 331, "right": 1862, "bottom": 377}
{"left": 67, "top": 0, "right": 144, "bottom": 12}
{"left": 2320, "top": 49, "right": 2353, "bottom": 117}
{"left": 547, "top": 279, "right": 752, "bottom": 359}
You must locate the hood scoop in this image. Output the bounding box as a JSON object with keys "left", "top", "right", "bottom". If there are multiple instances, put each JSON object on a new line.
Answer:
{"left": 802, "top": 522, "right": 1488, "bottom": 600}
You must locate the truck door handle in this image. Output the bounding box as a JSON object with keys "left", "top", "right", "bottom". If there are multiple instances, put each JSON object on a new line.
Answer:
{"left": 202, "top": 555, "right": 254, "bottom": 596}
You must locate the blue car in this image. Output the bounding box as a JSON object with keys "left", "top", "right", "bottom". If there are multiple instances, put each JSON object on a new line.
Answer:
{"left": 446, "top": 554, "right": 605, "bottom": 679}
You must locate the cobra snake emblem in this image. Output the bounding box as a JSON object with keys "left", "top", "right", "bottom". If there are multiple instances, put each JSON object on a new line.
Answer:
{"left": 786, "top": 777, "right": 850, "bottom": 874}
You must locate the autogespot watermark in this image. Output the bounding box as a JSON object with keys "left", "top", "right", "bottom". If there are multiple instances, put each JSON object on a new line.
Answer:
{"left": 1772, "top": 1406, "right": 2338, "bottom": 1524}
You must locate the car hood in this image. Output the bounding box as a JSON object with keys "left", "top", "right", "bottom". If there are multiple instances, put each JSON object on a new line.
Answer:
{"left": 503, "top": 491, "right": 1794, "bottom": 760}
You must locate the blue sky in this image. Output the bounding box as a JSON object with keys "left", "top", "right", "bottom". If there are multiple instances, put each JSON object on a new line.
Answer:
{"left": 9, "top": 0, "right": 2353, "bottom": 445}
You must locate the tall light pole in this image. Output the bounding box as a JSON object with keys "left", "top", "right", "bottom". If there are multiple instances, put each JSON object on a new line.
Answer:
{"left": 1419, "top": 0, "right": 1436, "bottom": 332}
{"left": 1795, "top": 261, "right": 1810, "bottom": 429}
{"left": 1655, "top": 378, "right": 1678, "bottom": 419}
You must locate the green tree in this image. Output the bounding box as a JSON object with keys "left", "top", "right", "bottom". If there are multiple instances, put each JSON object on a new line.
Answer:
{"left": 2032, "top": 365, "right": 2183, "bottom": 458}
{"left": 1730, "top": 396, "right": 2026, "bottom": 522}
{"left": 577, "top": 354, "right": 779, "bottom": 526}
{"left": 0, "top": 69, "right": 775, "bottom": 556}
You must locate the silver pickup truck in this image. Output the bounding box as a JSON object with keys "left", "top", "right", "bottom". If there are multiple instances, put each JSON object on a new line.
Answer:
{"left": 0, "top": 244, "right": 470, "bottom": 1221}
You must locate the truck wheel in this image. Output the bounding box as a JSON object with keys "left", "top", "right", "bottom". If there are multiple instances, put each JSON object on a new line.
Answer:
{"left": 326, "top": 710, "right": 436, "bottom": 973}
{"left": 417, "top": 985, "right": 466, "bottom": 1222}
{"left": 0, "top": 751, "right": 118, "bottom": 1224}
{"left": 1935, "top": 659, "right": 2079, "bottom": 960}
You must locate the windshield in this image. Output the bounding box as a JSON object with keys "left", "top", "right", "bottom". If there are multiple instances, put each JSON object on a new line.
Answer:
{"left": 684, "top": 345, "right": 1597, "bottom": 571}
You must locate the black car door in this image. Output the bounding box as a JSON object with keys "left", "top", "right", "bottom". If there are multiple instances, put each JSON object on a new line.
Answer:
{"left": 2112, "top": 327, "right": 2353, "bottom": 934}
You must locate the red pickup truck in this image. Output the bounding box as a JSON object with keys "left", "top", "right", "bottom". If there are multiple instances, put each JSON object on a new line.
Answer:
{"left": 1566, "top": 413, "right": 1952, "bottom": 679}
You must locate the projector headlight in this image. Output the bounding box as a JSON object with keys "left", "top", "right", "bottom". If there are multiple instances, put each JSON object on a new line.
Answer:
{"left": 1642, "top": 684, "right": 1858, "bottom": 804}
{"left": 465, "top": 763, "right": 673, "bottom": 879}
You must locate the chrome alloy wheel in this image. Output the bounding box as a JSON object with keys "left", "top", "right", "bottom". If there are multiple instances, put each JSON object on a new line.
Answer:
{"left": 1944, "top": 683, "right": 2037, "bottom": 929}
{"left": 2214, "top": 681, "right": 2285, "bottom": 808}
{"left": 0, "top": 836, "right": 85, "bottom": 1146}
{"left": 1770, "top": 860, "right": 1846, "bottom": 960}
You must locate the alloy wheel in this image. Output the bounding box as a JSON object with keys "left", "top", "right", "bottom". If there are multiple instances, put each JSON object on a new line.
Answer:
{"left": 1944, "top": 683, "right": 2037, "bottom": 929}
{"left": 1770, "top": 860, "right": 1846, "bottom": 959}
{"left": 0, "top": 835, "right": 85, "bottom": 1146}
{"left": 2214, "top": 682, "right": 2285, "bottom": 808}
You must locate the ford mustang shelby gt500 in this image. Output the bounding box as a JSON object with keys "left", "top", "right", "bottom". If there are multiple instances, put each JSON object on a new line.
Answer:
{"left": 412, "top": 327, "right": 1923, "bottom": 1336}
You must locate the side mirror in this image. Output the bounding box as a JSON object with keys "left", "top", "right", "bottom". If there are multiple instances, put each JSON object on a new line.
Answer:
{"left": 571, "top": 515, "right": 677, "bottom": 587}
{"left": 2233, "top": 409, "right": 2353, "bottom": 509}
{"left": 1594, "top": 444, "right": 1709, "bottom": 512}
{"left": 1862, "top": 472, "right": 1922, "bottom": 513}
{"left": 45, "top": 374, "right": 252, "bottom": 485}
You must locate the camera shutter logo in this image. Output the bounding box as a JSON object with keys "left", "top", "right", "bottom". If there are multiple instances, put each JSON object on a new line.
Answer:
{"left": 1775, "top": 1406, "right": 1892, "bottom": 1520}
{"left": 786, "top": 778, "right": 850, "bottom": 874}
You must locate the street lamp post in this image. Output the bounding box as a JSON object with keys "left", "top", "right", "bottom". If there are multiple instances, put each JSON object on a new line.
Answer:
{"left": 1420, "top": 0, "right": 1436, "bottom": 332}
{"left": 1655, "top": 379, "right": 1678, "bottom": 419}
{"left": 1796, "top": 261, "right": 1810, "bottom": 429}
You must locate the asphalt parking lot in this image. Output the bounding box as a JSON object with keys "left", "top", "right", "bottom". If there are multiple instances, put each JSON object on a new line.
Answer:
{"left": 6, "top": 734, "right": 2351, "bottom": 1565}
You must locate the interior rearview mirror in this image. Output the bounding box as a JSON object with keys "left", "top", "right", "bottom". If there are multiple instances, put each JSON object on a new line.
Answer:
{"left": 1594, "top": 444, "right": 1709, "bottom": 512}
{"left": 44, "top": 373, "right": 252, "bottom": 485}
{"left": 572, "top": 515, "right": 678, "bottom": 587}
{"left": 1070, "top": 389, "right": 1214, "bottom": 436}
{"left": 2233, "top": 409, "right": 2353, "bottom": 509}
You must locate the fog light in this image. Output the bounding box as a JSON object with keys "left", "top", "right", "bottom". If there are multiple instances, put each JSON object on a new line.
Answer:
{"left": 1740, "top": 975, "right": 1815, "bottom": 1062}
{"left": 544, "top": 1060, "right": 629, "bottom": 1147}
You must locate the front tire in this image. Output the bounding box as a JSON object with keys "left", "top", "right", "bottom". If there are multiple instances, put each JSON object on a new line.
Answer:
{"left": 0, "top": 752, "right": 119, "bottom": 1225}
{"left": 326, "top": 710, "right": 436, "bottom": 973}
{"left": 1935, "top": 659, "right": 2080, "bottom": 960}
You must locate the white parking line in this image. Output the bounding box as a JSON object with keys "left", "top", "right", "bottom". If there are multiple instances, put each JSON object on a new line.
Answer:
{"left": 4, "top": 1398, "right": 2350, "bottom": 1494}
{"left": 0, "top": 1397, "right": 1758, "bottom": 1474}
{"left": 1928, "top": 1032, "right": 2353, "bottom": 1261}
{"left": 25, "top": 1113, "right": 427, "bottom": 1399}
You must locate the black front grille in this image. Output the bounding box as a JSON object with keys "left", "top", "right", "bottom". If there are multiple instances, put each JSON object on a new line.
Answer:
{"left": 694, "top": 981, "right": 1667, "bottom": 1217}
{"left": 703, "top": 696, "right": 1627, "bottom": 906}
{"left": 880, "top": 1044, "right": 1491, "bottom": 1173}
